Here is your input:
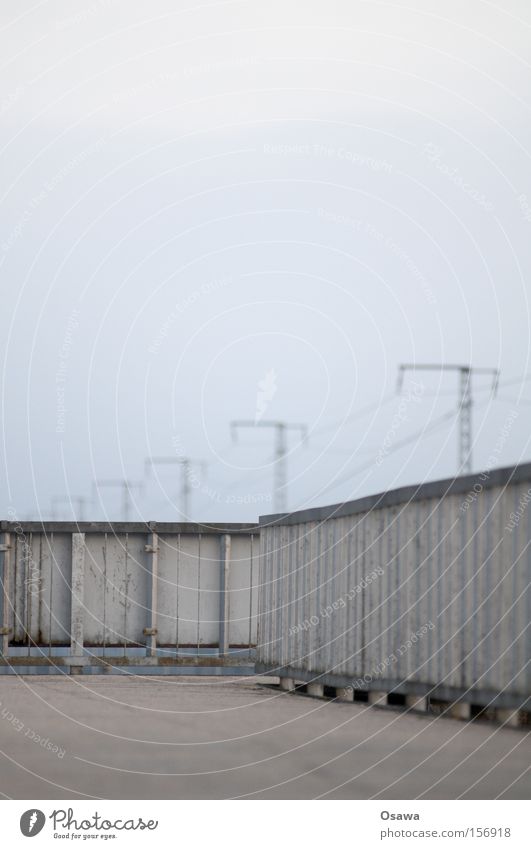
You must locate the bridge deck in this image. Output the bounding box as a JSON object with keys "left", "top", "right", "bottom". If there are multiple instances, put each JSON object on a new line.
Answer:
{"left": 0, "top": 676, "right": 528, "bottom": 799}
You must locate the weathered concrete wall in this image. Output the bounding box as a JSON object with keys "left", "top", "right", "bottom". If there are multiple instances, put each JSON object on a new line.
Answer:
{"left": 0, "top": 521, "right": 258, "bottom": 674}
{"left": 2, "top": 464, "right": 529, "bottom": 696}
{"left": 256, "top": 464, "right": 531, "bottom": 710}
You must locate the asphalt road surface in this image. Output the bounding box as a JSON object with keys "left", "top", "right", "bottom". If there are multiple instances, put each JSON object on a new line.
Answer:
{"left": 0, "top": 675, "right": 528, "bottom": 799}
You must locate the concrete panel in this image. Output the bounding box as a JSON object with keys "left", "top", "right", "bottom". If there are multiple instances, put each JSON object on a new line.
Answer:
{"left": 83, "top": 533, "right": 107, "bottom": 645}
{"left": 174, "top": 534, "right": 201, "bottom": 646}
{"left": 46, "top": 533, "right": 72, "bottom": 645}
{"left": 122, "top": 533, "right": 150, "bottom": 646}
{"left": 155, "top": 533, "right": 181, "bottom": 647}
{"left": 95, "top": 533, "right": 147, "bottom": 647}
{"left": 197, "top": 534, "right": 221, "bottom": 646}
{"left": 228, "top": 534, "right": 255, "bottom": 646}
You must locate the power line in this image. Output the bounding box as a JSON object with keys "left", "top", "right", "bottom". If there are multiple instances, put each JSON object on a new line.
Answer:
{"left": 310, "top": 394, "right": 396, "bottom": 438}
{"left": 318, "top": 408, "right": 458, "bottom": 498}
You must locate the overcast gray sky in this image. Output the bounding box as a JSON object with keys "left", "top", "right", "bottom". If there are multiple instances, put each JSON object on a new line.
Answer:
{"left": 1, "top": 0, "right": 530, "bottom": 521}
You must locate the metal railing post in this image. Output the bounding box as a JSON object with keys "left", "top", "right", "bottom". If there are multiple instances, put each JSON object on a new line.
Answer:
{"left": 219, "top": 534, "right": 231, "bottom": 656}
{"left": 144, "top": 530, "right": 159, "bottom": 657}
{"left": 70, "top": 533, "right": 86, "bottom": 661}
{"left": 0, "top": 531, "right": 11, "bottom": 656}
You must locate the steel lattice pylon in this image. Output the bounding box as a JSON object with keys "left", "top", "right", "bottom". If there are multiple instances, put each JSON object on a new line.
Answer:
{"left": 397, "top": 364, "right": 499, "bottom": 474}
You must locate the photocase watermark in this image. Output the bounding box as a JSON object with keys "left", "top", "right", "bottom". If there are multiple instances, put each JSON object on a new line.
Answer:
{"left": 0, "top": 700, "right": 65, "bottom": 759}
{"left": 460, "top": 408, "right": 518, "bottom": 512}
{"left": 54, "top": 0, "right": 119, "bottom": 31}
{"left": 288, "top": 567, "right": 384, "bottom": 636}
{"left": 317, "top": 207, "right": 364, "bottom": 231}
{"left": 20, "top": 809, "right": 46, "bottom": 837}
{"left": 148, "top": 277, "right": 232, "bottom": 354}
{"left": 375, "top": 381, "right": 424, "bottom": 466}
{"left": 56, "top": 308, "right": 81, "bottom": 434}
{"left": 204, "top": 487, "right": 272, "bottom": 505}
{"left": 50, "top": 808, "right": 158, "bottom": 834}
{"left": 264, "top": 142, "right": 393, "bottom": 173}
{"left": 1, "top": 139, "right": 106, "bottom": 256}
{"left": 347, "top": 621, "right": 435, "bottom": 692}
{"left": 0, "top": 86, "right": 24, "bottom": 119}
{"left": 114, "top": 56, "right": 263, "bottom": 104}
{"left": 422, "top": 142, "right": 494, "bottom": 212}
{"left": 517, "top": 193, "right": 531, "bottom": 224}
{"left": 317, "top": 209, "right": 436, "bottom": 305}
{"left": 255, "top": 368, "right": 277, "bottom": 423}
{"left": 6, "top": 506, "right": 41, "bottom": 598}
{"left": 21, "top": 806, "right": 159, "bottom": 837}
{"left": 365, "top": 222, "right": 437, "bottom": 305}
{"left": 505, "top": 487, "right": 531, "bottom": 533}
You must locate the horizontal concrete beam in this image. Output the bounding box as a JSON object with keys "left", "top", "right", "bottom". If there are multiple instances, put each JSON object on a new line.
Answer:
{"left": 0, "top": 520, "right": 259, "bottom": 534}
{"left": 0, "top": 665, "right": 256, "bottom": 677}
{"left": 0, "top": 655, "right": 254, "bottom": 668}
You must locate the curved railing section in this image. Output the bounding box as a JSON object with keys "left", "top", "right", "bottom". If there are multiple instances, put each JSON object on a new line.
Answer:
{"left": 256, "top": 464, "right": 530, "bottom": 718}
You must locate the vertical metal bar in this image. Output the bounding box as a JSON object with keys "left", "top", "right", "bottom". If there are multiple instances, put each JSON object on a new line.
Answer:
{"left": 256, "top": 530, "right": 264, "bottom": 661}
{"left": 26, "top": 531, "right": 32, "bottom": 653}
{"left": 437, "top": 498, "right": 443, "bottom": 684}
{"left": 144, "top": 530, "right": 159, "bottom": 657}
{"left": 175, "top": 533, "right": 180, "bottom": 652}
{"left": 197, "top": 534, "right": 201, "bottom": 653}
{"left": 0, "top": 531, "right": 11, "bottom": 656}
{"left": 360, "top": 516, "right": 366, "bottom": 679}
{"left": 13, "top": 532, "right": 19, "bottom": 642}
{"left": 219, "top": 533, "right": 231, "bottom": 655}
{"left": 49, "top": 532, "right": 53, "bottom": 654}
{"left": 70, "top": 533, "right": 86, "bottom": 657}
{"left": 288, "top": 525, "right": 293, "bottom": 669}
{"left": 485, "top": 487, "right": 492, "bottom": 684}
{"left": 103, "top": 533, "right": 107, "bottom": 657}
{"left": 123, "top": 533, "right": 128, "bottom": 656}
{"left": 309, "top": 522, "right": 318, "bottom": 674}
{"left": 38, "top": 534, "right": 43, "bottom": 649}
{"left": 522, "top": 483, "right": 530, "bottom": 690}
{"left": 248, "top": 534, "right": 253, "bottom": 648}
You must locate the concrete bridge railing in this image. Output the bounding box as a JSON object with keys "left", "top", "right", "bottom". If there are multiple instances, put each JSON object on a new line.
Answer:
{"left": 0, "top": 520, "right": 258, "bottom": 675}
{"left": 255, "top": 464, "right": 530, "bottom": 722}
{"left": 2, "top": 462, "right": 529, "bottom": 719}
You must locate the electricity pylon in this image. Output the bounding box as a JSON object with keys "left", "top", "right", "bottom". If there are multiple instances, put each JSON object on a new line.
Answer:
{"left": 144, "top": 456, "right": 206, "bottom": 520}
{"left": 50, "top": 495, "right": 90, "bottom": 521}
{"left": 92, "top": 479, "right": 143, "bottom": 521}
{"left": 397, "top": 364, "right": 499, "bottom": 474}
{"left": 231, "top": 420, "right": 307, "bottom": 513}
